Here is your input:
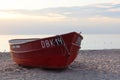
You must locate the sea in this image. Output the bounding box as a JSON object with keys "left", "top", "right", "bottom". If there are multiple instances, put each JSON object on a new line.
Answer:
{"left": 0, "top": 34, "right": 120, "bottom": 52}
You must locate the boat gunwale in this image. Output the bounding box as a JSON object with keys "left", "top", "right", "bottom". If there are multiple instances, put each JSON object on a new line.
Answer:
{"left": 9, "top": 38, "right": 40, "bottom": 45}
{"left": 9, "top": 32, "right": 83, "bottom": 45}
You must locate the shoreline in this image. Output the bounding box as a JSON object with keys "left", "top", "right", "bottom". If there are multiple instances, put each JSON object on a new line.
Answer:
{"left": 0, "top": 49, "right": 120, "bottom": 80}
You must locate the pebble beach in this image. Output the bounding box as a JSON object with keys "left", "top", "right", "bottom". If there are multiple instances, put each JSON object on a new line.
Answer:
{"left": 0, "top": 49, "right": 120, "bottom": 80}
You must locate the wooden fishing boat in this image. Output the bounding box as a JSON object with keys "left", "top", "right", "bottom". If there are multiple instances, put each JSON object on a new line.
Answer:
{"left": 9, "top": 32, "right": 83, "bottom": 69}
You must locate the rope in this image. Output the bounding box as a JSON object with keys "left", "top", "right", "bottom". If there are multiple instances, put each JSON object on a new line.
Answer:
{"left": 58, "top": 35, "right": 70, "bottom": 56}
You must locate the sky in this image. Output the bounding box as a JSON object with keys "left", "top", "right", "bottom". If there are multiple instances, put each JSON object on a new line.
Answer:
{"left": 0, "top": 0, "right": 120, "bottom": 34}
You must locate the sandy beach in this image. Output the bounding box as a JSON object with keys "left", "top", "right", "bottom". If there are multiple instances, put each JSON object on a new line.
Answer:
{"left": 0, "top": 49, "right": 120, "bottom": 80}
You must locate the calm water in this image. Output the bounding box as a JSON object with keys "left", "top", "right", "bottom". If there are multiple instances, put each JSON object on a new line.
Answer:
{"left": 0, "top": 34, "right": 120, "bottom": 52}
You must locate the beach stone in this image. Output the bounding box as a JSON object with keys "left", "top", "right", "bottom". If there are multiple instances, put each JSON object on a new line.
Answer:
{"left": 0, "top": 49, "right": 120, "bottom": 80}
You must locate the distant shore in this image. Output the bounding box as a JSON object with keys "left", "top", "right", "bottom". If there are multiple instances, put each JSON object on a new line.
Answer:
{"left": 0, "top": 49, "right": 120, "bottom": 80}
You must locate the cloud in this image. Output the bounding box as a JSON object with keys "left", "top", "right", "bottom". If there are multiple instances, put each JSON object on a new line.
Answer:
{"left": 0, "top": 3, "right": 120, "bottom": 34}
{"left": 1, "top": 3, "right": 120, "bottom": 19}
{"left": 112, "top": 0, "right": 120, "bottom": 4}
{"left": 108, "top": 8, "right": 120, "bottom": 12}
{"left": 87, "top": 15, "right": 120, "bottom": 23}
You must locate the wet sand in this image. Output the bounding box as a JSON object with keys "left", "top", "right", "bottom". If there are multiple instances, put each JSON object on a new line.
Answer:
{"left": 0, "top": 49, "right": 120, "bottom": 80}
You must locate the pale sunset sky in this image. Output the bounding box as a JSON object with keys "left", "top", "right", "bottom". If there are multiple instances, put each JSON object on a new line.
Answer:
{"left": 0, "top": 0, "right": 120, "bottom": 34}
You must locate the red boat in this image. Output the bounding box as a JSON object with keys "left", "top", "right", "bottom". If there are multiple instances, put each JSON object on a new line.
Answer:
{"left": 9, "top": 32, "right": 83, "bottom": 69}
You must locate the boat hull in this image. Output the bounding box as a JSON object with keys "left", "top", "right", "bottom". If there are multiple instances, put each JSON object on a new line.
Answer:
{"left": 9, "top": 32, "right": 83, "bottom": 69}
